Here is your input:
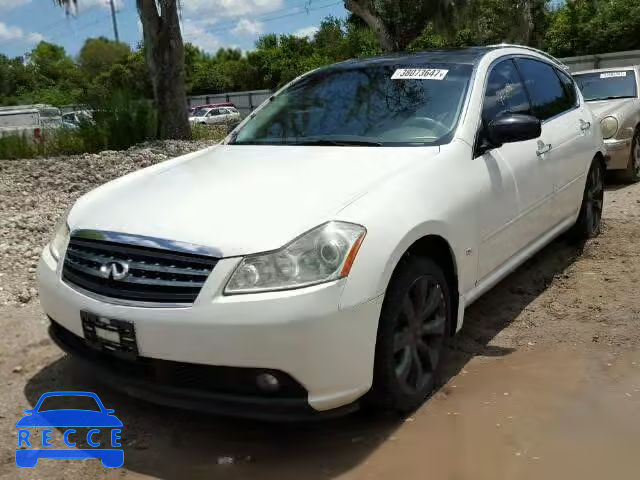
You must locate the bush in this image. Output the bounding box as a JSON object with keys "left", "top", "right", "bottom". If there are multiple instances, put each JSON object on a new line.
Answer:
{"left": 0, "top": 133, "right": 41, "bottom": 159}
{"left": 0, "top": 91, "right": 158, "bottom": 159}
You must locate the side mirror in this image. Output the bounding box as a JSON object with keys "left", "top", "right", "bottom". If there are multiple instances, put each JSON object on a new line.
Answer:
{"left": 487, "top": 113, "right": 541, "bottom": 146}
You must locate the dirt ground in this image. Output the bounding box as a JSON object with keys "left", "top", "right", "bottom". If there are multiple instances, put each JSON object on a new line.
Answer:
{"left": 1, "top": 167, "right": 640, "bottom": 479}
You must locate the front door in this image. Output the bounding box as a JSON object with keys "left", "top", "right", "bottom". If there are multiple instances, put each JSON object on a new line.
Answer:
{"left": 476, "top": 58, "right": 555, "bottom": 281}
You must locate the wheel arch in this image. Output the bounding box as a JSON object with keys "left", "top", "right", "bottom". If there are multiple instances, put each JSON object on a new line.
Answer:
{"left": 386, "top": 234, "right": 460, "bottom": 336}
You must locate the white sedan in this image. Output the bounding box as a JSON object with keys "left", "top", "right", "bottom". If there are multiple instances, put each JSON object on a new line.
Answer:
{"left": 189, "top": 106, "right": 241, "bottom": 126}
{"left": 39, "top": 45, "right": 605, "bottom": 419}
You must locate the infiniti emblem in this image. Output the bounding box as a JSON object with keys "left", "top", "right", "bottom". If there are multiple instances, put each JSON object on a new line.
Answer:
{"left": 99, "top": 261, "right": 130, "bottom": 281}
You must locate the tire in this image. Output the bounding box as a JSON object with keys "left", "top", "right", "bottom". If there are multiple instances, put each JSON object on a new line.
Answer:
{"left": 570, "top": 157, "right": 605, "bottom": 241}
{"left": 366, "top": 256, "right": 452, "bottom": 413}
{"left": 620, "top": 128, "right": 640, "bottom": 183}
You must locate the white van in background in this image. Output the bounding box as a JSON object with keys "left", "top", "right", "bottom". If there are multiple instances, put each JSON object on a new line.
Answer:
{"left": 0, "top": 104, "right": 63, "bottom": 140}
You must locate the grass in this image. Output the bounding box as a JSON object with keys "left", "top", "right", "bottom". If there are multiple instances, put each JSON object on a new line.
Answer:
{"left": 191, "top": 123, "right": 228, "bottom": 142}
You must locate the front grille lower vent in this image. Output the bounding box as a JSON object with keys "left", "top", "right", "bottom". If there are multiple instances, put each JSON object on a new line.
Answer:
{"left": 62, "top": 236, "right": 218, "bottom": 304}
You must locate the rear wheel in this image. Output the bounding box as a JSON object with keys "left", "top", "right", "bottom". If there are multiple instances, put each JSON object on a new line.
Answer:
{"left": 570, "top": 157, "right": 604, "bottom": 240}
{"left": 366, "top": 256, "right": 451, "bottom": 413}
{"left": 620, "top": 128, "right": 640, "bottom": 183}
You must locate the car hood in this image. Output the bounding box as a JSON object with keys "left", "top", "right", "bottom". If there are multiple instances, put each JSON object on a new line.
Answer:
{"left": 586, "top": 98, "right": 636, "bottom": 119}
{"left": 70, "top": 145, "right": 440, "bottom": 256}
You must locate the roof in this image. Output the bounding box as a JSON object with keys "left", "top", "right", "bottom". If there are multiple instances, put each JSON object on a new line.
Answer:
{"left": 330, "top": 46, "right": 499, "bottom": 70}
{"left": 322, "top": 44, "right": 567, "bottom": 71}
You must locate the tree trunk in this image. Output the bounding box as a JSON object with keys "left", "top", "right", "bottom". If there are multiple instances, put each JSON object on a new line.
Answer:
{"left": 137, "top": 0, "right": 190, "bottom": 140}
{"left": 344, "top": 0, "right": 396, "bottom": 52}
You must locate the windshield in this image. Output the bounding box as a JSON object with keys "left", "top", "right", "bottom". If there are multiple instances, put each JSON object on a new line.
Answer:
{"left": 231, "top": 62, "right": 473, "bottom": 146}
{"left": 574, "top": 71, "right": 637, "bottom": 101}
{"left": 192, "top": 108, "right": 209, "bottom": 117}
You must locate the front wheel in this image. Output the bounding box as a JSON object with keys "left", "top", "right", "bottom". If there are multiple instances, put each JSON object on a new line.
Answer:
{"left": 570, "top": 157, "right": 604, "bottom": 240}
{"left": 366, "top": 256, "right": 451, "bottom": 413}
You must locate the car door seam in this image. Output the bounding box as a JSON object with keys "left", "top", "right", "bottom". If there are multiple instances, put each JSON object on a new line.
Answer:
{"left": 480, "top": 189, "right": 556, "bottom": 243}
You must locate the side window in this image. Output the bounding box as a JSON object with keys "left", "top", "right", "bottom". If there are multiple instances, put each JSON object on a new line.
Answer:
{"left": 515, "top": 58, "right": 573, "bottom": 121}
{"left": 555, "top": 68, "right": 578, "bottom": 107}
{"left": 482, "top": 59, "right": 531, "bottom": 124}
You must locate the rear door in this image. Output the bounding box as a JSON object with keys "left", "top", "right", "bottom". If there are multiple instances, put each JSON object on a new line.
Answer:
{"left": 514, "top": 58, "right": 586, "bottom": 225}
{"left": 206, "top": 108, "right": 221, "bottom": 124}
{"left": 554, "top": 68, "right": 596, "bottom": 218}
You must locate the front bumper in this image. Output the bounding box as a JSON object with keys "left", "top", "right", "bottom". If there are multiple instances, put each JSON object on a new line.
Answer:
{"left": 38, "top": 247, "right": 383, "bottom": 416}
{"left": 604, "top": 138, "right": 632, "bottom": 170}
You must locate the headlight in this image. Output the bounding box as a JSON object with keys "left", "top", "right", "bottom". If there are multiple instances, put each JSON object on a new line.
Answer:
{"left": 601, "top": 116, "right": 619, "bottom": 139}
{"left": 49, "top": 208, "right": 71, "bottom": 261}
{"left": 225, "top": 221, "right": 366, "bottom": 294}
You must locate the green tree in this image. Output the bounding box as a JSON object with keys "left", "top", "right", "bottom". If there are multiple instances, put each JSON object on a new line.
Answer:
{"left": 545, "top": 0, "right": 640, "bottom": 57}
{"left": 29, "top": 41, "right": 78, "bottom": 85}
{"left": 55, "top": 0, "right": 191, "bottom": 139}
{"left": 344, "top": 0, "right": 455, "bottom": 51}
{"left": 78, "top": 37, "right": 131, "bottom": 77}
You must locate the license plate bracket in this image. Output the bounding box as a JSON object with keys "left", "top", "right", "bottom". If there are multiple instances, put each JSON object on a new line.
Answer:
{"left": 81, "top": 311, "right": 138, "bottom": 360}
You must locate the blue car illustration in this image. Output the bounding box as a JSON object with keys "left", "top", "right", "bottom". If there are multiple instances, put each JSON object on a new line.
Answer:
{"left": 16, "top": 391, "right": 123, "bottom": 468}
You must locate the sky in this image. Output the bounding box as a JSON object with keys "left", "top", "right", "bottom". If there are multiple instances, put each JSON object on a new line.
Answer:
{"left": 0, "top": 0, "right": 347, "bottom": 59}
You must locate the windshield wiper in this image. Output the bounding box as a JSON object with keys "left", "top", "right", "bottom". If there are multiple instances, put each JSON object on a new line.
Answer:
{"left": 296, "top": 138, "right": 383, "bottom": 147}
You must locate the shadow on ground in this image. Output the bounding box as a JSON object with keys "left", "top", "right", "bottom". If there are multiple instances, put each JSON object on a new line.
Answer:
{"left": 23, "top": 235, "right": 586, "bottom": 480}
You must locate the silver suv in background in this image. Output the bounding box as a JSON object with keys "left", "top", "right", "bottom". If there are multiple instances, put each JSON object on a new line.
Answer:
{"left": 573, "top": 66, "right": 640, "bottom": 182}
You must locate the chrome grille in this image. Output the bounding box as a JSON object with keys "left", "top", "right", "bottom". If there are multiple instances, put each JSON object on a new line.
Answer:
{"left": 62, "top": 236, "right": 219, "bottom": 304}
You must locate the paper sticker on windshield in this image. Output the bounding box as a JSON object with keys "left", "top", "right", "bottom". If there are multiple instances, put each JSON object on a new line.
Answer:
{"left": 392, "top": 68, "right": 449, "bottom": 81}
{"left": 600, "top": 71, "right": 627, "bottom": 79}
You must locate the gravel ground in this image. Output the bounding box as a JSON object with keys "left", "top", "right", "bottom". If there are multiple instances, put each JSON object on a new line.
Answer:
{"left": 1, "top": 148, "right": 640, "bottom": 479}
{"left": 0, "top": 140, "right": 216, "bottom": 306}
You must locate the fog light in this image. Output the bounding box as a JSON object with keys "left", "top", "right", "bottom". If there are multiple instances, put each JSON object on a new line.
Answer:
{"left": 256, "top": 373, "right": 280, "bottom": 393}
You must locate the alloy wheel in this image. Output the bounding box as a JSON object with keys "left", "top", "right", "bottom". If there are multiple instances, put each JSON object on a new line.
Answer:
{"left": 585, "top": 162, "right": 604, "bottom": 234}
{"left": 393, "top": 276, "right": 447, "bottom": 394}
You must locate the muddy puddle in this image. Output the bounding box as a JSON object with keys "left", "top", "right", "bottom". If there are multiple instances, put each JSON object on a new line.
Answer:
{"left": 75, "top": 346, "right": 639, "bottom": 480}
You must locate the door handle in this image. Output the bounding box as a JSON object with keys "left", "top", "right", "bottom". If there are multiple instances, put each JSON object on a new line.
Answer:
{"left": 580, "top": 119, "right": 591, "bottom": 131}
{"left": 536, "top": 142, "right": 552, "bottom": 156}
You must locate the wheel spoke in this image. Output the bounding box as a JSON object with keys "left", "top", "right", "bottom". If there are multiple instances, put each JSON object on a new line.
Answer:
{"left": 422, "top": 313, "right": 446, "bottom": 336}
{"left": 395, "top": 348, "right": 411, "bottom": 382}
{"left": 394, "top": 329, "right": 412, "bottom": 353}
{"left": 410, "top": 345, "right": 424, "bottom": 388}
{"left": 422, "top": 284, "right": 441, "bottom": 319}
{"left": 417, "top": 340, "right": 439, "bottom": 371}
